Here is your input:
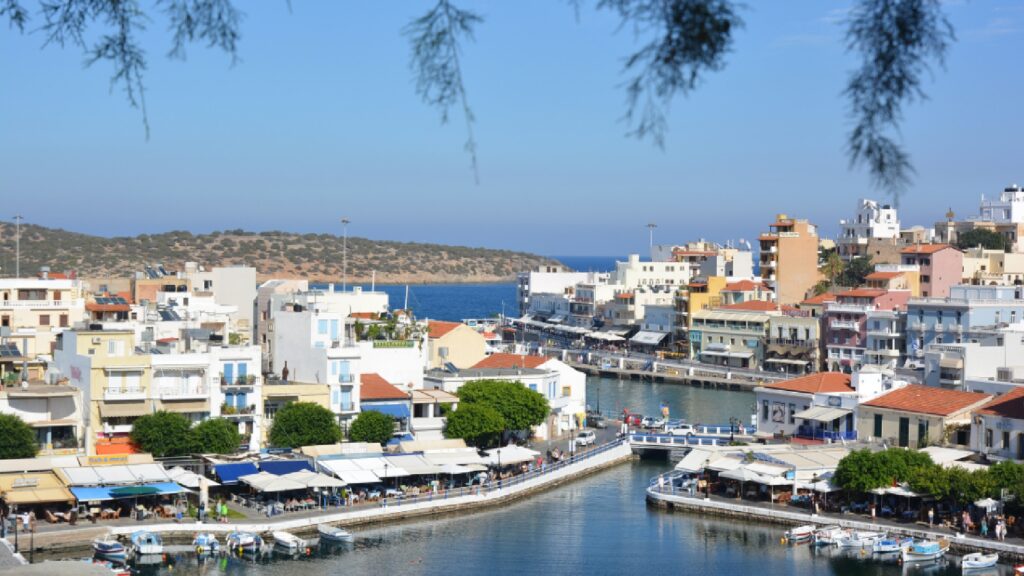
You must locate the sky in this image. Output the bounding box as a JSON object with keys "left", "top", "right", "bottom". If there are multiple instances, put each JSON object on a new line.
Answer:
{"left": 2, "top": 1, "right": 1023, "bottom": 257}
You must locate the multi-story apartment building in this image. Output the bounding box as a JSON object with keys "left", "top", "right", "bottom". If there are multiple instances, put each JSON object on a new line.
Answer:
{"left": 905, "top": 284, "right": 1024, "bottom": 362}
{"left": 689, "top": 305, "right": 772, "bottom": 369}
{"left": 824, "top": 289, "right": 910, "bottom": 373}
{"left": 672, "top": 277, "right": 727, "bottom": 355}
{"left": 758, "top": 214, "right": 822, "bottom": 305}
{"left": 183, "top": 262, "right": 258, "bottom": 343}
{"left": 0, "top": 276, "right": 86, "bottom": 364}
{"left": 863, "top": 309, "right": 906, "bottom": 370}
{"left": 962, "top": 247, "right": 1024, "bottom": 286}
{"left": 516, "top": 264, "right": 596, "bottom": 317}
{"left": 864, "top": 265, "right": 920, "bottom": 296}
{"left": 900, "top": 244, "right": 963, "bottom": 298}
{"left": 569, "top": 281, "right": 618, "bottom": 328}
{"left": 837, "top": 198, "right": 900, "bottom": 261}
{"left": 764, "top": 313, "right": 821, "bottom": 375}
{"left": 0, "top": 380, "right": 83, "bottom": 456}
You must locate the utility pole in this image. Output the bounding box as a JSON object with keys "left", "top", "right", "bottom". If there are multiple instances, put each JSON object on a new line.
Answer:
{"left": 13, "top": 215, "right": 23, "bottom": 278}
{"left": 341, "top": 217, "right": 350, "bottom": 292}
{"left": 647, "top": 222, "right": 657, "bottom": 250}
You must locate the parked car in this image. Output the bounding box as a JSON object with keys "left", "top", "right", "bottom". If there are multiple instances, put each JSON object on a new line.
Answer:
{"left": 667, "top": 423, "right": 696, "bottom": 437}
{"left": 587, "top": 413, "right": 608, "bottom": 429}
{"left": 641, "top": 416, "right": 665, "bottom": 429}
{"left": 623, "top": 413, "right": 643, "bottom": 427}
{"left": 575, "top": 430, "right": 597, "bottom": 447}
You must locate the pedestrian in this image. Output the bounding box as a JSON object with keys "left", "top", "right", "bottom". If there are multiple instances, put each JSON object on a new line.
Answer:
{"left": 981, "top": 516, "right": 989, "bottom": 538}
{"left": 870, "top": 504, "right": 876, "bottom": 520}
{"left": 928, "top": 507, "right": 934, "bottom": 527}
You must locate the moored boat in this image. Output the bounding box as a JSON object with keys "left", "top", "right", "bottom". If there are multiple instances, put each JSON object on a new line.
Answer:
{"left": 962, "top": 552, "right": 999, "bottom": 571}
{"left": 129, "top": 530, "right": 163, "bottom": 556}
{"left": 226, "top": 531, "right": 263, "bottom": 552}
{"left": 901, "top": 539, "right": 949, "bottom": 563}
{"left": 812, "top": 526, "right": 847, "bottom": 546}
{"left": 317, "top": 524, "right": 354, "bottom": 543}
{"left": 92, "top": 537, "right": 126, "bottom": 561}
{"left": 192, "top": 532, "right": 221, "bottom": 555}
{"left": 872, "top": 536, "right": 912, "bottom": 554}
{"left": 835, "top": 530, "right": 884, "bottom": 549}
{"left": 272, "top": 530, "right": 309, "bottom": 553}
{"left": 785, "top": 524, "right": 815, "bottom": 543}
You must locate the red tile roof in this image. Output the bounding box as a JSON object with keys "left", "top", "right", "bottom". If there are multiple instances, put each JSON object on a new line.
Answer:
{"left": 724, "top": 280, "right": 761, "bottom": 292}
{"left": 762, "top": 372, "right": 854, "bottom": 395}
{"left": 901, "top": 244, "right": 957, "bottom": 255}
{"left": 359, "top": 373, "right": 409, "bottom": 400}
{"left": 801, "top": 293, "right": 838, "bottom": 305}
{"left": 615, "top": 293, "right": 634, "bottom": 299}
{"left": 471, "top": 353, "right": 548, "bottom": 370}
{"left": 865, "top": 272, "right": 903, "bottom": 280}
{"left": 837, "top": 288, "right": 886, "bottom": 299}
{"left": 861, "top": 384, "right": 991, "bottom": 416}
{"left": 482, "top": 332, "right": 498, "bottom": 339}
{"left": 350, "top": 312, "right": 376, "bottom": 320}
{"left": 976, "top": 387, "right": 1024, "bottom": 419}
{"left": 427, "top": 320, "right": 461, "bottom": 339}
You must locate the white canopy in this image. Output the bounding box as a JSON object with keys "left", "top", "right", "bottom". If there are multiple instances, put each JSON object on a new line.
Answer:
{"left": 239, "top": 472, "right": 306, "bottom": 493}
{"left": 720, "top": 467, "right": 763, "bottom": 483}
{"left": 167, "top": 466, "right": 219, "bottom": 489}
{"left": 975, "top": 497, "right": 1000, "bottom": 510}
{"left": 283, "top": 470, "right": 346, "bottom": 489}
{"left": 708, "top": 457, "right": 743, "bottom": 472}
{"left": 384, "top": 455, "right": 441, "bottom": 476}
{"left": 422, "top": 449, "right": 488, "bottom": 467}
{"left": 352, "top": 457, "right": 411, "bottom": 479}
{"left": 675, "top": 449, "right": 714, "bottom": 473}
{"left": 438, "top": 463, "right": 474, "bottom": 475}
{"left": 485, "top": 445, "right": 540, "bottom": 466}
{"left": 318, "top": 459, "right": 381, "bottom": 485}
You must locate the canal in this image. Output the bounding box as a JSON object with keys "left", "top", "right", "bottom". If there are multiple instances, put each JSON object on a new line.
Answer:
{"left": 63, "top": 379, "right": 1003, "bottom": 575}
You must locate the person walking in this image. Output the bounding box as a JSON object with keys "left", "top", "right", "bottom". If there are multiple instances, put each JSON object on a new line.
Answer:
{"left": 928, "top": 507, "right": 934, "bottom": 527}
{"left": 981, "top": 516, "right": 989, "bottom": 538}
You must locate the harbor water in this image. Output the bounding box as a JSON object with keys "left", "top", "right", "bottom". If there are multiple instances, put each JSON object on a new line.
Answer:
{"left": 58, "top": 379, "right": 1005, "bottom": 574}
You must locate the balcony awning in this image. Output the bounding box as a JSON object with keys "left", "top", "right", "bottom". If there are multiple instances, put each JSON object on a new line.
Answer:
{"left": 158, "top": 400, "right": 209, "bottom": 413}
{"left": 630, "top": 331, "right": 668, "bottom": 346}
{"left": 700, "top": 350, "right": 754, "bottom": 359}
{"left": 939, "top": 357, "right": 964, "bottom": 369}
{"left": 362, "top": 403, "right": 411, "bottom": 420}
{"left": 0, "top": 472, "right": 74, "bottom": 505}
{"left": 794, "top": 406, "right": 851, "bottom": 422}
{"left": 765, "top": 358, "right": 810, "bottom": 366}
{"left": 98, "top": 400, "right": 153, "bottom": 418}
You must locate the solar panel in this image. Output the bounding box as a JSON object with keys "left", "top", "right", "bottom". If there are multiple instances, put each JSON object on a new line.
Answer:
{"left": 114, "top": 297, "right": 127, "bottom": 305}
{"left": 0, "top": 343, "right": 21, "bottom": 357}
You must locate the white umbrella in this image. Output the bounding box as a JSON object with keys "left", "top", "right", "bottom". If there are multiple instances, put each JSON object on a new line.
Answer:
{"left": 168, "top": 466, "right": 219, "bottom": 489}
{"left": 485, "top": 445, "right": 540, "bottom": 466}
{"left": 975, "top": 497, "right": 999, "bottom": 510}
{"left": 252, "top": 475, "right": 307, "bottom": 493}
{"left": 238, "top": 471, "right": 277, "bottom": 490}
{"left": 299, "top": 472, "right": 346, "bottom": 489}
{"left": 438, "top": 463, "right": 472, "bottom": 475}
{"left": 282, "top": 470, "right": 318, "bottom": 484}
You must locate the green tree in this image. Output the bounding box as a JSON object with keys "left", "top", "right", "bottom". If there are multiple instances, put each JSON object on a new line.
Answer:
{"left": 957, "top": 228, "right": 1006, "bottom": 252}
{"left": 0, "top": 414, "right": 38, "bottom": 459}
{"left": 820, "top": 251, "right": 845, "bottom": 291}
{"left": 840, "top": 256, "right": 874, "bottom": 287}
{"left": 348, "top": 411, "right": 395, "bottom": 445}
{"left": 988, "top": 460, "right": 1024, "bottom": 499}
{"left": 131, "top": 411, "right": 194, "bottom": 457}
{"left": 833, "top": 449, "right": 890, "bottom": 493}
{"left": 268, "top": 402, "right": 342, "bottom": 448}
{"left": 190, "top": 418, "right": 242, "bottom": 454}
{"left": 947, "top": 466, "right": 994, "bottom": 506}
{"left": 457, "top": 379, "right": 549, "bottom": 432}
{"left": 444, "top": 403, "right": 506, "bottom": 448}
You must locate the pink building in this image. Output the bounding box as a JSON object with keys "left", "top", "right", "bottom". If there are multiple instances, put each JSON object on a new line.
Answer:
{"left": 825, "top": 289, "right": 910, "bottom": 373}
{"left": 900, "top": 244, "right": 963, "bottom": 298}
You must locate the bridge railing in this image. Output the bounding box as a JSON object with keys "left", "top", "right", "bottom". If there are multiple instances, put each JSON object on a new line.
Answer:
{"left": 628, "top": 433, "right": 728, "bottom": 447}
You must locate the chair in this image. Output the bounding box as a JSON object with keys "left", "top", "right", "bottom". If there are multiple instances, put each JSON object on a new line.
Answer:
{"left": 44, "top": 510, "right": 59, "bottom": 524}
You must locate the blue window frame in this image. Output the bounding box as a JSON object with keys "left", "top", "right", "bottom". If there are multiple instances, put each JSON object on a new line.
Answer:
{"left": 341, "top": 389, "right": 352, "bottom": 411}
{"left": 318, "top": 319, "right": 329, "bottom": 335}
{"left": 224, "top": 363, "right": 234, "bottom": 384}
{"left": 330, "top": 319, "right": 340, "bottom": 340}
{"left": 238, "top": 363, "right": 247, "bottom": 379}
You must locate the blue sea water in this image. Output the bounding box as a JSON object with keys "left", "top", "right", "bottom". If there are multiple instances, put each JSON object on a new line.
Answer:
{"left": 311, "top": 283, "right": 517, "bottom": 322}
{"left": 552, "top": 255, "right": 620, "bottom": 273}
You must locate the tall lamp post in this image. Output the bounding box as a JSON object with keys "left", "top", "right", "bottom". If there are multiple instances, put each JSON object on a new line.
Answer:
{"left": 341, "top": 217, "right": 350, "bottom": 291}
{"left": 704, "top": 459, "right": 711, "bottom": 501}
{"left": 13, "top": 215, "right": 23, "bottom": 278}
{"left": 647, "top": 222, "right": 657, "bottom": 250}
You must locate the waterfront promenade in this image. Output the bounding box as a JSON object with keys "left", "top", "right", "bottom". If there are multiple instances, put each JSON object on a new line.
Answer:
{"left": 23, "top": 439, "right": 633, "bottom": 554}
{"left": 646, "top": 477, "right": 1024, "bottom": 562}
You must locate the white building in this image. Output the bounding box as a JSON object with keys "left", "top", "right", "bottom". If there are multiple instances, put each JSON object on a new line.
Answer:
{"left": 838, "top": 198, "right": 900, "bottom": 260}
{"left": 184, "top": 263, "right": 257, "bottom": 342}
{"left": 0, "top": 276, "right": 86, "bottom": 362}
{"left": 921, "top": 324, "right": 1024, "bottom": 392}
{"left": 517, "top": 265, "right": 597, "bottom": 317}
{"left": 612, "top": 254, "right": 693, "bottom": 288}
{"left": 980, "top": 184, "right": 1024, "bottom": 224}
{"left": 0, "top": 381, "right": 83, "bottom": 456}
{"left": 971, "top": 386, "right": 1024, "bottom": 460}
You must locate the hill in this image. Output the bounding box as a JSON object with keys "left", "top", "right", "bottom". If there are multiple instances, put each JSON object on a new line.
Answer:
{"left": 0, "top": 223, "right": 561, "bottom": 284}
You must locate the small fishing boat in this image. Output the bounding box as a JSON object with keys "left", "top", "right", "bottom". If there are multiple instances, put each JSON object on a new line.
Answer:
{"left": 835, "top": 530, "right": 884, "bottom": 549}
{"left": 192, "top": 532, "right": 221, "bottom": 555}
{"left": 872, "top": 536, "right": 912, "bottom": 554}
{"left": 785, "top": 525, "right": 816, "bottom": 543}
{"left": 812, "top": 526, "right": 847, "bottom": 546}
{"left": 901, "top": 539, "right": 949, "bottom": 563}
{"left": 92, "top": 537, "right": 127, "bottom": 561}
{"left": 317, "top": 524, "right": 354, "bottom": 543}
{"left": 962, "top": 552, "right": 999, "bottom": 571}
{"left": 272, "top": 530, "right": 309, "bottom": 553}
{"left": 129, "top": 530, "right": 164, "bottom": 556}
{"left": 226, "top": 531, "right": 263, "bottom": 552}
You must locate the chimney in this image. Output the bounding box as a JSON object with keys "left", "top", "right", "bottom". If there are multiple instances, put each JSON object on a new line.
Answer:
{"left": 40, "top": 266, "right": 50, "bottom": 279}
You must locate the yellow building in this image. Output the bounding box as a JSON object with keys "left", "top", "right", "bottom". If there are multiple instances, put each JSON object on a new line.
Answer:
{"left": 426, "top": 321, "right": 486, "bottom": 369}
{"left": 0, "top": 277, "right": 86, "bottom": 370}
{"left": 673, "top": 276, "right": 726, "bottom": 355}
{"left": 54, "top": 329, "right": 151, "bottom": 455}
{"left": 260, "top": 381, "right": 331, "bottom": 445}
{"left": 759, "top": 215, "right": 823, "bottom": 305}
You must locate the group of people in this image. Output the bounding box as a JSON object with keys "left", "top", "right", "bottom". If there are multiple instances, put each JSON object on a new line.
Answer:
{"left": 961, "top": 510, "right": 1012, "bottom": 540}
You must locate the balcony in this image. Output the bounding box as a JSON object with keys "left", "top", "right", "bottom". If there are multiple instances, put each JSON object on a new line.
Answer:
{"left": 157, "top": 386, "right": 209, "bottom": 400}
{"left": 830, "top": 320, "right": 861, "bottom": 331}
{"left": 0, "top": 299, "right": 83, "bottom": 309}
{"left": 766, "top": 338, "right": 818, "bottom": 349}
{"left": 866, "top": 348, "right": 901, "bottom": 357}
{"left": 795, "top": 425, "right": 857, "bottom": 442}
{"left": 221, "top": 375, "right": 260, "bottom": 390}
{"left": 221, "top": 404, "right": 257, "bottom": 418}
{"left": 103, "top": 388, "right": 146, "bottom": 401}
{"left": 412, "top": 416, "right": 445, "bottom": 433}
{"left": 339, "top": 374, "right": 354, "bottom": 384}
{"left": 867, "top": 328, "right": 901, "bottom": 337}
{"left": 828, "top": 303, "right": 875, "bottom": 314}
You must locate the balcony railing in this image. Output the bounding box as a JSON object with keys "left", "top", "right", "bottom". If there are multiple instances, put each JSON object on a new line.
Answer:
{"left": 766, "top": 338, "right": 818, "bottom": 349}
{"left": 412, "top": 416, "right": 445, "bottom": 431}
{"left": 828, "top": 303, "right": 875, "bottom": 314}
{"left": 221, "top": 404, "right": 257, "bottom": 417}
{"left": 830, "top": 320, "right": 861, "bottom": 331}
{"left": 103, "top": 388, "right": 146, "bottom": 400}
{"left": 221, "top": 375, "right": 260, "bottom": 388}
{"left": 795, "top": 425, "right": 857, "bottom": 442}
{"left": 339, "top": 374, "right": 354, "bottom": 384}
{"left": 0, "top": 299, "right": 83, "bottom": 309}
{"left": 158, "top": 386, "right": 209, "bottom": 400}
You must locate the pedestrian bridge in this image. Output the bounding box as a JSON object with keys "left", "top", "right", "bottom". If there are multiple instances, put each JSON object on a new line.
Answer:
{"left": 628, "top": 431, "right": 749, "bottom": 453}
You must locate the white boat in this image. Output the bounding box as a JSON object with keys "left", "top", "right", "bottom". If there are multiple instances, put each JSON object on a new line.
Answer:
{"left": 901, "top": 539, "right": 949, "bottom": 562}
{"left": 785, "top": 525, "right": 815, "bottom": 543}
{"left": 962, "top": 552, "right": 999, "bottom": 571}
{"left": 835, "top": 530, "right": 884, "bottom": 549}
{"left": 226, "top": 531, "right": 263, "bottom": 552}
{"left": 317, "top": 524, "right": 354, "bottom": 543}
{"left": 872, "top": 536, "right": 912, "bottom": 554}
{"left": 813, "top": 526, "right": 847, "bottom": 546}
{"left": 92, "top": 537, "right": 126, "bottom": 561}
{"left": 272, "top": 530, "right": 309, "bottom": 553}
{"left": 192, "top": 533, "right": 221, "bottom": 555}
{"left": 128, "top": 530, "right": 163, "bottom": 556}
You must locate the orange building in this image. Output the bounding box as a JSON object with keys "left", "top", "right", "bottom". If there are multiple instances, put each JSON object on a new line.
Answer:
{"left": 759, "top": 214, "right": 823, "bottom": 305}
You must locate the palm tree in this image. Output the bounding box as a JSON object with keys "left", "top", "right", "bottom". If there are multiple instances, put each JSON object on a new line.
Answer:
{"left": 821, "top": 251, "right": 845, "bottom": 292}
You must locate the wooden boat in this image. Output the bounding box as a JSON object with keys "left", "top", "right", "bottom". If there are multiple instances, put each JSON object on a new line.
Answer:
{"left": 92, "top": 537, "right": 127, "bottom": 561}
{"left": 272, "top": 530, "right": 309, "bottom": 553}
{"left": 835, "top": 530, "right": 884, "bottom": 549}
{"left": 128, "top": 530, "right": 163, "bottom": 556}
{"left": 962, "top": 552, "right": 999, "bottom": 571}
{"left": 812, "top": 526, "right": 847, "bottom": 546}
{"left": 192, "top": 532, "right": 221, "bottom": 554}
{"left": 317, "top": 524, "right": 354, "bottom": 543}
{"left": 901, "top": 539, "right": 949, "bottom": 562}
{"left": 226, "top": 531, "right": 263, "bottom": 552}
{"left": 872, "top": 536, "right": 912, "bottom": 554}
{"left": 785, "top": 525, "right": 815, "bottom": 543}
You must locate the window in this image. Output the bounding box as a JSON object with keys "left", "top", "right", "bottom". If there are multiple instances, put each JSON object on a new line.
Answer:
{"left": 529, "top": 384, "right": 538, "bottom": 392}
{"left": 59, "top": 314, "right": 68, "bottom": 327}
{"left": 317, "top": 320, "right": 329, "bottom": 335}
{"left": 1003, "top": 430, "right": 1010, "bottom": 450}
{"left": 898, "top": 417, "right": 909, "bottom": 447}
{"left": 39, "top": 314, "right": 50, "bottom": 326}
{"left": 107, "top": 340, "right": 124, "bottom": 356}
{"left": 788, "top": 403, "right": 796, "bottom": 425}
{"left": 340, "top": 389, "right": 352, "bottom": 411}
{"left": 917, "top": 419, "right": 928, "bottom": 447}
{"left": 762, "top": 400, "right": 768, "bottom": 421}
{"left": 873, "top": 414, "right": 882, "bottom": 438}
{"left": 985, "top": 428, "right": 993, "bottom": 448}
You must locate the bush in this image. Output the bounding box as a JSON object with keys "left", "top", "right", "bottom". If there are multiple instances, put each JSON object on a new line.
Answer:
{"left": 348, "top": 410, "right": 395, "bottom": 445}
{"left": 268, "top": 402, "right": 341, "bottom": 448}
{"left": 0, "top": 414, "right": 38, "bottom": 459}
{"left": 131, "top": 411, "right": 194, "bottom": 457}
{"left": 190, "top": 418, "right": 242, "bottom": 454}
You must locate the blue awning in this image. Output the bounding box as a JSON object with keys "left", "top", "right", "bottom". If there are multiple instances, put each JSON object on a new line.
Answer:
{"left": 71, "top": 482, "right": 182, "bottom": 503}
{"left": 386, "top": 433, "right": 415, "bottom": 446}
{"left": 362, "top": 403, "right": 410, "bottom": 419}
{"left": 259, "top": 460, "right": 313, "bottom": 476}
{"left": 215, "top": 462, "right": 259, "bottom": 485}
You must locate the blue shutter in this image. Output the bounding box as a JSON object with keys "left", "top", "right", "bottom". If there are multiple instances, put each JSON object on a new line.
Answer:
{"left": 330, "top": 319, "right": 339, "bottom": 340}
{"left": 225, "top": 392, "right": 234, "bottom": 407}
{"left": 224, "top": 363, "right": 234, "bottom": 384}
{"left": 318, "top": 320, "right": 329, "bottom": 335}
{"left": 237, "top": 392, "right": 247, "bottom": 408}
{"left": 238, "top": 363, "right": 247, "bottom": 379}
{"left": 339, "top": 361, "right": 350, "bottom": 383}
{"left": 341, "top": 389, "right": 351, "bottom": 411}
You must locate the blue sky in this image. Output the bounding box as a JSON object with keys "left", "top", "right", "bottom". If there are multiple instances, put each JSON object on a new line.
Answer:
{"left": 2, "top": 1, "right": 1022, "bottom": 257}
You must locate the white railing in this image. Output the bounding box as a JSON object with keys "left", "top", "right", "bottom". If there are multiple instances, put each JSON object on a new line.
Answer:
{"left": 827, "top": 303, "right": 875, "bottom": 314}
{"left": 830, "top": 320, "right": 860, "bottom": 331}
{"left": 0, "top": 299, "right": 83, "bottom": 309}
{"left": 103, "top": 388, "right": 146, "bottom": 400}
{"left": 158, "top": 386, "right": 209, "bottom": 400}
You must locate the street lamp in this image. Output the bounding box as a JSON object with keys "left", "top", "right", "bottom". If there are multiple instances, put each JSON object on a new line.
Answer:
{"left": 704, "top": 459, "right": 711, "bottom": 501}
{"left": 341, "top": 217, "right": 350, "bottom": 291}
{"left": 811, "top": 473, "right": 819, "bottom": 517}
{"left": 13, "top": 215, "right": 23, "bottom": 278}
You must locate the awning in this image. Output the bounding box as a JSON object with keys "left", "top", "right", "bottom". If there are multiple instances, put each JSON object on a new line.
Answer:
{"left": 239, "top": 473, "right": 306, "bottom": 493}
{"left": 98, "top": 401, "right": 153, "bottom": 418}
{"left": 350, "top": 457, "right": 411, "bottom": 478}
{"left": 548, "top": 315, "right": 566, "bottom": 324}
{"left": 0, "top": 473, "right": 74, "bottom": 504}
{"left": 939, "top": 357, "right": 964, "bottom": 369}
{"left": 317, "top": 460, "right": 380, "bottom": 484}
{"left": 700, "top": 350, "right": 754, "bottom": 359}
{"left": 630, "top": 331, "right": 668, "bottom": 346}
{"left": 422, "top": 450, "right": 488, "bottom": 467}
{"left": 793, "top": 406, "right": 851, "bottom": 422}
{"left": 708, "top": 457, "right": 744, "bottom": 472}
{"left": 214, "top": 462, "right": 259, "bottom": 485}
{"left": 260, "top": 460, "right": 314, "bottom": 476}
{"left": 167, "top": 467, "right": 219, "bottom": 489}
{"left": 765, "top": 358, "right": 810, "bottom": 366}
{"left": 675, "top": 449, "right": 713, "bottom": 473}
{"left": 158, "top": 400, "right": 209, "bottom": 413}
{"left": 70, "top": 482, "right": 182, "bottom": 503}
{"left": 383, "top": 455, "right": 440, "bottom": 476}
{"left": 484, "top": 445, "right": 541, "bottom": 466}
{"left": 362, "top": 403, "right": 411, "bottom": 419}
{"left": 920, "top": 446, "right": 974, "bottom": 465}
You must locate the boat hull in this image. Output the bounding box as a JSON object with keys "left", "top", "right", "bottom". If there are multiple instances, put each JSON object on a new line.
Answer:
{"left": 962, "top": 553, "right": 999, "bottom": 570}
